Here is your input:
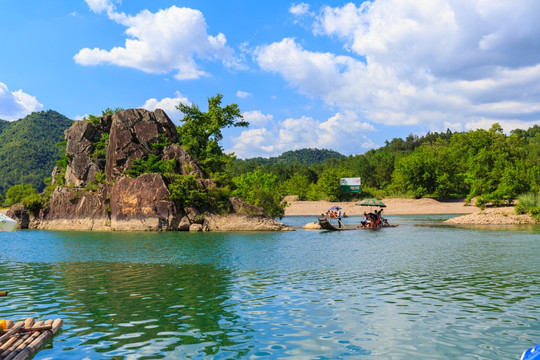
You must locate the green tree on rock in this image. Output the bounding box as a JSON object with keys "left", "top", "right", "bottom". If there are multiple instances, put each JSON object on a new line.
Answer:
{"left": 176, "top": 94, "right": 248, "bottom": 175}
{"left": 232, "top": 169, "right": 286, "bottom": 218}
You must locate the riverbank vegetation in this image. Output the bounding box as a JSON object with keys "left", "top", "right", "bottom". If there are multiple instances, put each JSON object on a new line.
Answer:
{"left": 515, "top": 192, "right": 540, "bottom": 220}
{"left": 226, "top": 124, "right": 539, "bottom": 219}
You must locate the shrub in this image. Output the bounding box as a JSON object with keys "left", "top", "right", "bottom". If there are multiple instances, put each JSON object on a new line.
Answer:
{"left": 232, "top": 170, "right": 285, "bottom": 218}
{"left": 22, "top": 193, "right": 43, "bottom": 213}
{"left": 5, "top": 184, "right": 38, "bottom": 206}
{"left": 95, "top": 172, "right": 107, "bottom": 184}
{"left": 168, "top": 175, "right": 208, "bottom": 208}
{"left": 515, "top": 192, "right": 540, "bottom": 220}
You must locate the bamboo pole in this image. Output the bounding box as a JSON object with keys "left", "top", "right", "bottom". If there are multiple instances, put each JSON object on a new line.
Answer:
{"left": 12, "top": 319, "right": 62, "bottom": 360}
{"left": 0, "top": 323, "right": 23, "bottom": 346}
{"left": 3, "top": 321, "right": 43, "bottom": 360}
{"left": 0, "top": 319, "right": 34, "bottom": 359}
{"left": 0, "top": 322, "right": 23, "bottom": 353}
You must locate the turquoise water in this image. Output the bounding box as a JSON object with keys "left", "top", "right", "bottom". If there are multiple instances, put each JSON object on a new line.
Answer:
{"left": 0, "top": 215, "right": 539, "bottom": 359}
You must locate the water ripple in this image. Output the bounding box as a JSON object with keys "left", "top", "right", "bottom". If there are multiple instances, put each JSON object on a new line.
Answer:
{"left": 1, "top": 221, "right": 539, "bottom": 358}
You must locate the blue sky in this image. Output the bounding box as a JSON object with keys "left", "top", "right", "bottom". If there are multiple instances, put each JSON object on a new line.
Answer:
{"left": 1, "top": 1, "right": 540, "bottom": 158}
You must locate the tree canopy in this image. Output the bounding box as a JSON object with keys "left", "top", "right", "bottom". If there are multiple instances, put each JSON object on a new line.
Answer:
{"left": 225, "top": 124, "right": 540, "bottom": 206}
{"left": 176, "top": 94, "right": 248, "bottom": 175}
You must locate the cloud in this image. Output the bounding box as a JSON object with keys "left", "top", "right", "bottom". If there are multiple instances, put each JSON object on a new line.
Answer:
{"left": 289, "top": 3, "right": 310, "bottom": 16}
{"left": 85, "top": 0, "right": 115, "bottom": 14}
{"left": 75, "top": 2, "right": 236, "bottom": 80}
{"left": 0, "top": 82, "right": 43, "bottom": 121}
{"left": 141, "top": 92, "right": 191, "bottom": 123}
{"left": 229, "top": 111, "right": 376, "bottom": 158}
{"left": 236, "top": 90, "right": 252, "bottom": 99}
{"left": 242, "top": 110, "right": 272, "bottom": 127}
{"left": 254, "top": 1, "right": 540, "bottom": 134}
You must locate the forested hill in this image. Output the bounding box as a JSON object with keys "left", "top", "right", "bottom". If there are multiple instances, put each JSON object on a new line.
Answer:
{"left": 0, "top": 110, "right": 73, "bottom": 194}
{"left": 225, "top": 125, "right": 539, "bottom": 206}
{"left": 227, "top": 148, "right": 344, "bottom": 176}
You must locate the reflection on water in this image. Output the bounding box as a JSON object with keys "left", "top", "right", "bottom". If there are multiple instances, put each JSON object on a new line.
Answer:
{"left": 0, "top": 216, "right": 539, "bottom": 359}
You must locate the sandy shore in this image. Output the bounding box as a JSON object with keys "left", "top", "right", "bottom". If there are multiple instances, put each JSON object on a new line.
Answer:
{"left": 284, "top": 198, "right": 478, "bottom": 216}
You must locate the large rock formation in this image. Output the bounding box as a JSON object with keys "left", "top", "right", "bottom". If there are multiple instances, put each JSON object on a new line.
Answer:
{"left": 10, "top": 109, "right": 288, "bottom": 232}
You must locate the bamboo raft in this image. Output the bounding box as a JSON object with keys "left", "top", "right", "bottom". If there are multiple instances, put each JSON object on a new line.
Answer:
{"left": 318, "top": 217, "right": 352, "bottom": 231}
{"left": 0, "top": 317, "right": 63, "bottom": 360}
{"left": 317, "top": 217, "right": 399, "bottom": 231}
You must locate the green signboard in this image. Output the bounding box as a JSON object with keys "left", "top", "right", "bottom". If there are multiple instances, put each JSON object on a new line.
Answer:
{"left": 340, "top": 177, "right": 362, "bottom": 193}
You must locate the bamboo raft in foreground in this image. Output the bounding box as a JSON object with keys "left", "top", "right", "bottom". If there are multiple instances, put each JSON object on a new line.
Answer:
{"left": 0, "top": 317, "right": 63, "bottom": 360}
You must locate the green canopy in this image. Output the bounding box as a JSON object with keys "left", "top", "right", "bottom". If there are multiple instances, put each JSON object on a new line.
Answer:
{"left": 356, "top": 199, "right": 386, "bottom": 207}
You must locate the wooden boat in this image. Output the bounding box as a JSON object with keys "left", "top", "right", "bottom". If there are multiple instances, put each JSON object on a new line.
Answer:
{"left": 0, "top": 317, "right": 63, "bottom": 360}
{"left": 318, "top": 217, "right": 350, "bottom": 231}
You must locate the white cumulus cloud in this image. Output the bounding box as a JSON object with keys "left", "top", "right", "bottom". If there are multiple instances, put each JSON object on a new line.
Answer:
{"left": 0, "top": 82, "right": 43, "bottom": 121}
{"left": 290, "top": 3, "right": 310, "bottom": 16}
{"left": 242, "top": 110, "right": 272, "bottom": 127}
{"left": 236, "top": 90, "right": 252, "bottom": 99}
{"left": 255, "top": 0, "right": 540, "bottom": 134}
{"left": 76, "top": 2, "right": 236, "bottom": 80}
{"left": 141, "top": 92, "right": 191, "bottom": 123}
{"left": 229, "top": 110, "right": 376, "bottom": 158}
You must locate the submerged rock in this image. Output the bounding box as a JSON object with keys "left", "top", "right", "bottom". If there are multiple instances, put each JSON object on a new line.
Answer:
{"left": 303, "top": 222, "right": 322, "bottom": 230}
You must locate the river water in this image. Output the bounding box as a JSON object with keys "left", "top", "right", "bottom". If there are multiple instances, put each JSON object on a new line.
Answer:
{"left": 0, "top": 215, "right": 539, "bottom": 359}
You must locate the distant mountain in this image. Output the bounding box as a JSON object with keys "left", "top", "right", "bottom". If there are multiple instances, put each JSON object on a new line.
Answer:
{"left": 0, "top": 110, "right": 73, "bottom": 195}
{"left": 246, "top": 148, "right": 344, "bottom": 166}
{"left": 275, "top": 148, "right": 344, "bottom": 166}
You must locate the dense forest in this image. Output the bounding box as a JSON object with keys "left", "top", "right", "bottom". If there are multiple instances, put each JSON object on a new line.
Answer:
{"left": 226, "top": 124, "right": 540, "bottom": 207}
{"left": 0, "top": 111, "right": 73, "bottom": 195}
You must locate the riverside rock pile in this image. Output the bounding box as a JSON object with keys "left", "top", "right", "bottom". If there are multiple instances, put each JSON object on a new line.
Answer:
{"left": 444, "top": 207, "right": 537, "bottom": 225}
{"left": 8, "top": 109, "right": 287, "bottom": 232}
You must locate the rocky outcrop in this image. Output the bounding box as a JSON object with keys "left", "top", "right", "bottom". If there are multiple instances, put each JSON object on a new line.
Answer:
{"left": 6, "top": 204, "right": 30, "bottom": 229}
{"left": 110, "top": 173, "right": 179, "bottom": 231}
{"left": 229, "top": 197, "right": 266, "bottom": 215}
{"left": 64, "top": 121, "right": 102, "bottom": 186}
{"left": 11, "top": 108, "right": 289, "bottom": 232}
{"left": 161, "top": 144, "right": 204, "bottom": 178}
{"left": 444, "top": 207, "right": 537, "bottom": 225}
{"left": 106, "top": 109, "right": 178, "bottom": 181}
{"left": 303, "top": 222, "right": 322, "bottom": 229}
{"left": 203, "top": 213, "right": 287, "bottom": 231}
{"left": 202, "top": 198, "right": 288, "bottom": 232}
{"left": 34, "top": 185, "right": 110, "bottom": 231}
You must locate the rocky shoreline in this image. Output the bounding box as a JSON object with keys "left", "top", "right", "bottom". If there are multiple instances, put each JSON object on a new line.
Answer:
{"left": 443, "top": 207, "right": 537, "bottom": 225}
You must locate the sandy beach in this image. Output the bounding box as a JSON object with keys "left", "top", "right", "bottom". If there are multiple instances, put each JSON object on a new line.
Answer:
{"left": 284, "top": 198, "right": 478, "bottom": 216}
